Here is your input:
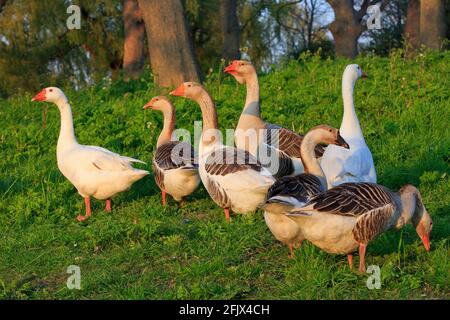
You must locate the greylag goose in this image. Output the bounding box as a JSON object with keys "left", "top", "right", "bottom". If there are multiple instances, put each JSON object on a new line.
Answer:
{"left": 170, "top": 82, "right": 275, "bottom": 221}
{"left": 32, "top": 87, "right": 149, "bottom": 221}
{"left": 287, "top": 183, "right": 433, "bottom": 272}
{"left": 143, "top": 96, "right": 200, "bottom": 205}
{"left": 320, "top": 64, "right": 377, "bottom": 188}
{"left": 224, "top": 60, "right": 324, "bottom": 178}
{"left": 263, "top": 125, "right": 349, "bottom": 257}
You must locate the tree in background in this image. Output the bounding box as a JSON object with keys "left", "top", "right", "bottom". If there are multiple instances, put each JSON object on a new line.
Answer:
{"left": 420, "top": 0, "right": 447, "bottom": 50}
{"left": 362, "top": 0, "right": 408, "bottom": 55}
{"left": 0, "top": 0, "right": 123, "bottom": 97}
{"left": 328, "top": 0, "right": 389, "bottom": 58}
{"left": 137, "top": 0, "right": 201, "bottom": 87}
{"left": 123, "top": 0, "right": 146, "bottom": 80}
{"left": 220, "top": 0, "right": 240, "bottom": 61}
{"left": 403, "top": 0, "right": 420, "bottom": 53}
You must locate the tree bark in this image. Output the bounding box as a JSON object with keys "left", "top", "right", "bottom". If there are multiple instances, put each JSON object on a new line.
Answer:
{"left": 220, "top": 0, "right": 240, "bottom": 61}
{"left": 328, "top": 0, "right": 362, "bottom": 58}
{"left": 0, "top": 0, "right": 8, "bottom": 14}
{"left": 404, "top": 0, "right": 420, "bottom": 52}
{"left": 137, "top": 0, "right": 201, "bottom": 87}
{"left": 123, "top": 0, "right": 146, "bottom": 79}
{"left": 420, "top": 0, "right": 446, "bottom": 50}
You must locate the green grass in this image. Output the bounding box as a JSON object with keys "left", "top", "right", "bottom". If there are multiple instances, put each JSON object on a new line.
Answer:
{"left": 0, "top": 50, "right": 449, "bottom": 299}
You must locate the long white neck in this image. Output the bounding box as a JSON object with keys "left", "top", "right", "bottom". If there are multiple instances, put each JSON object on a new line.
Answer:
{"left": 195, "top": 91, "right": 221, "bottom": 152}
{"left": 300, "top": 131, "right": 327, "bottom": 190}
{"left": 242, "top": 73, "right": 261, "bottom": 118}
{"left": 56, "top": 98, "right": 77, "bottom": 152}
{"left": 157, "top": 107, "right": 175, "bottom": 147}
{"left": 340, "top": 73, "right": 364, "bottom": 139}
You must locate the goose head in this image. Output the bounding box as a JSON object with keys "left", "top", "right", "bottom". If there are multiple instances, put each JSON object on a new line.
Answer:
{"left": 170, "top": 82, "right": 205, "bottom": 101}
{"left": 311, "top": 125, "right": 350, "bottom": 149}
{"left": 143, "top": 96, "right": 173, "bottom": 111}
{"left": 401, "top": 184, "right": 433, "bottom": 251}
{"left": 344, "top": 64, "right": 368, "bottom": 82}
{"left": 224, "top": 60, "right": 256, "bottom": 84}
{"left": 32, "top": 87, "right": 67, "bottom": 104}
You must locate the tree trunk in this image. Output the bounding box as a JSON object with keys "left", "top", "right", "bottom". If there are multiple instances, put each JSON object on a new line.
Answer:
{"left": 220, "top": 0, "right": 240, "bottom": 61}
{"left": 404, "top": 0, "right": 420, "bottom": 53}
{"left": 328, "top": 0, "right": 362, "bottom": 58}
{"left": 137, "top": 0, "right": 201, "bottom": 87}
{"left": 420, "top": 0, "right": 446, "bottom": 50}
{"left": 123, "top": 0, "right": 146, "bottom": 80}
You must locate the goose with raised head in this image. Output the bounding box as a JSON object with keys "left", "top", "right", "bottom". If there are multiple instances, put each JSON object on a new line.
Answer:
{"left": 263, "top": 125, "right": 349, "bottom": 257}
{"left": 32, "top": 87, "right": 149, "bottom": 221}
{"left": 287, "top": 183, "right": 432, "bottom": 272}
{"left": 143, "top": 96, "right": 200, "bottom": 205}
{"left": 170, "top": 82, "right": 275, "bottom": 221}
{"left": 320, "top": 64, "right": 376, "bottom": 188}
{"left": 224, "top": 60, "right": 324, "bottom": 178}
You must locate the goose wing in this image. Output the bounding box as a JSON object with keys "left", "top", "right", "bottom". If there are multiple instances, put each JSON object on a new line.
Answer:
{"left": 154, "top": 141, "right": 197, "bottom": 170}
{"left": 265, "top": 124, "right": 324, "bottom": 158}
{"left": 79, "top": 145, "right": 145, "bottom": 172}
{"left": 289, "top": 182, "right": 396, "bottom": 242}
{"left": 266, "top": 174, "right": 324, "bottom": 205}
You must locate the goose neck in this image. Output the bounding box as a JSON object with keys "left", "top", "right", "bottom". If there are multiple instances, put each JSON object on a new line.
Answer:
{"left": 243, "top": 74, "right": 261, "bottom": 118}
{"left": 195, "top": 91, "right": 220, "bottom": 148}
{"left": 340, "top": 75, "right": 363, "bottom": 139}
{"left": 300, "top": 131, "right": 327, "bottom": 190}
{"left": 157, "top": 107, "right": 176, "bottom": 147}
{"left": 56, "top": 99, "right": 77, "bottom": 152}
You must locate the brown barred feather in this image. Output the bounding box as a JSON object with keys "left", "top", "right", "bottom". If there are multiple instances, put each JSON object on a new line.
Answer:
{"left": 205, "top": 147, "right": 261, "bottom": 176}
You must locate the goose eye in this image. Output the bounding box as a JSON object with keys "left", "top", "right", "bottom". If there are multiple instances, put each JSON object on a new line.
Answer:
{"left": 329, "top": 129, "right": 332, "bottom": 132}
{"left": 49, "top": 89, "right": 53, "bottom": 92}
{"left": 155, "top": 98, "right": 159, "bottom": 101}
{"left": 188, "top": 84, "right": 192, "bottom": 87}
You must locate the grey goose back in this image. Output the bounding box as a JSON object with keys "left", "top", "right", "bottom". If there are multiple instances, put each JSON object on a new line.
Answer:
{"left": 287, "top": 182, "right": 432, "bottom": 272}
{"left": 144, "top": 96, "right": 200, "bottom": 205}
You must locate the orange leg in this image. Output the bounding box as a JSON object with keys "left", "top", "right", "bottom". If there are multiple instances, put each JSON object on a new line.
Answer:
{"left": 347, "top": 254, "right": 353, "bottom": 270}
{"left": 162, "top": 191, "right": 167, "bottom": 206}
{"left": 359, "top": 243, "right": 367, "bottom": 273}
{"left": 105, "top": 199, "right": 112, "bottom": 212}
{"left": 224, "top": 208, "right": 230, "bottom": 222}
{"left": 288, "top": 244, "right": 295, "bottom": 259}
{"left": 77, "top": 197, "right": 91, "bottom": 222}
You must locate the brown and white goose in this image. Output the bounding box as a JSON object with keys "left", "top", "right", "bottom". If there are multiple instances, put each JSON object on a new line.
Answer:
{"left": 287, "top": 183, "right": 433, "bottom": 272}
{"left": 263, "top": 125, "right": 349, "bottom": 257}
{"left": 224, "top": 60, "right": 324, "bottom": 178}
{"left": 144, "top": 96, "right": 200, "bottom": 205}
{"left": 170, "top": 82, "right": 275, "bottom": 221}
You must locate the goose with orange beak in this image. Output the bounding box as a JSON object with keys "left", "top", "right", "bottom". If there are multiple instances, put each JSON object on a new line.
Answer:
{"left": 224, "top": 60, "right": 324, "bottom": 179}
{"left": 170, "top": 82, "right": 275, "bottom": 221}
{"left": 143, "top": 96, "right": 200, "bottom": 205}
{"left": 287, "top": 183, "right": 433, "bottom": 272}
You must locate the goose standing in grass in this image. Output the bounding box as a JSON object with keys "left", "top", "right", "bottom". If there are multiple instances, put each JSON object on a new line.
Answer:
{"left": 170, "top": 82, "right": 275, "bottom": 222}
{"left": 320, "top": 64, "right": 376, "bottom": 188}
{"left": 224, "top": 60, "right": 324, "bottom": 178}
{"left": 263, "top": 125, "right": 349, "bottom": 257}
{"left": 287, "top": 183, "right": 432, "bottom": 272}
{"left": 143, "top": 96, "right": 200, "bottom": 205}
{"left": 32, "top": 87, "right": 149, "bottom": 221}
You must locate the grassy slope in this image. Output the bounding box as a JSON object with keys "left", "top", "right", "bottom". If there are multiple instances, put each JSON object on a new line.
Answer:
{"left": 0, "top": 51, "right": 449, "bottom": 299}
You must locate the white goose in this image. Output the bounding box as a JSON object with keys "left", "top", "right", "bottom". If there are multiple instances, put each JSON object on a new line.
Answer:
{"left": 263, "top": 125, "right": 349, "bottom": 257}
{"left": 170, "top": 82, "right": 275, "bottom": 221}
{"left": 224, "top": 60, "right": 324, "bottom": 178}
{"left": 287, "top": 183, "right": 432, "bottom": 272}
{"left": 320, "top": 64, "right": 376, "bottom": 188}
{"left": 32, "top": 87, "right": 149, "bottom": 221}
{"left": 143, "top": 96, "right": 200, "bottom": 205}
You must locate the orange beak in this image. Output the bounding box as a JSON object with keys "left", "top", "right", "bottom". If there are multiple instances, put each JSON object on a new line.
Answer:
{"left": 32, "top": 89, "right": 47, "bottom": 102}
{"left": 420, "top": 233, "right": 430, "bottom": 252}
{"left": 170, "top": 84, "right": 185, "bottom": 97}
{"left": 143, "top": 98, "right": 155, "bottom": 110}
{"left": 224, "top": 61, "right": 238, "bottom": 75}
